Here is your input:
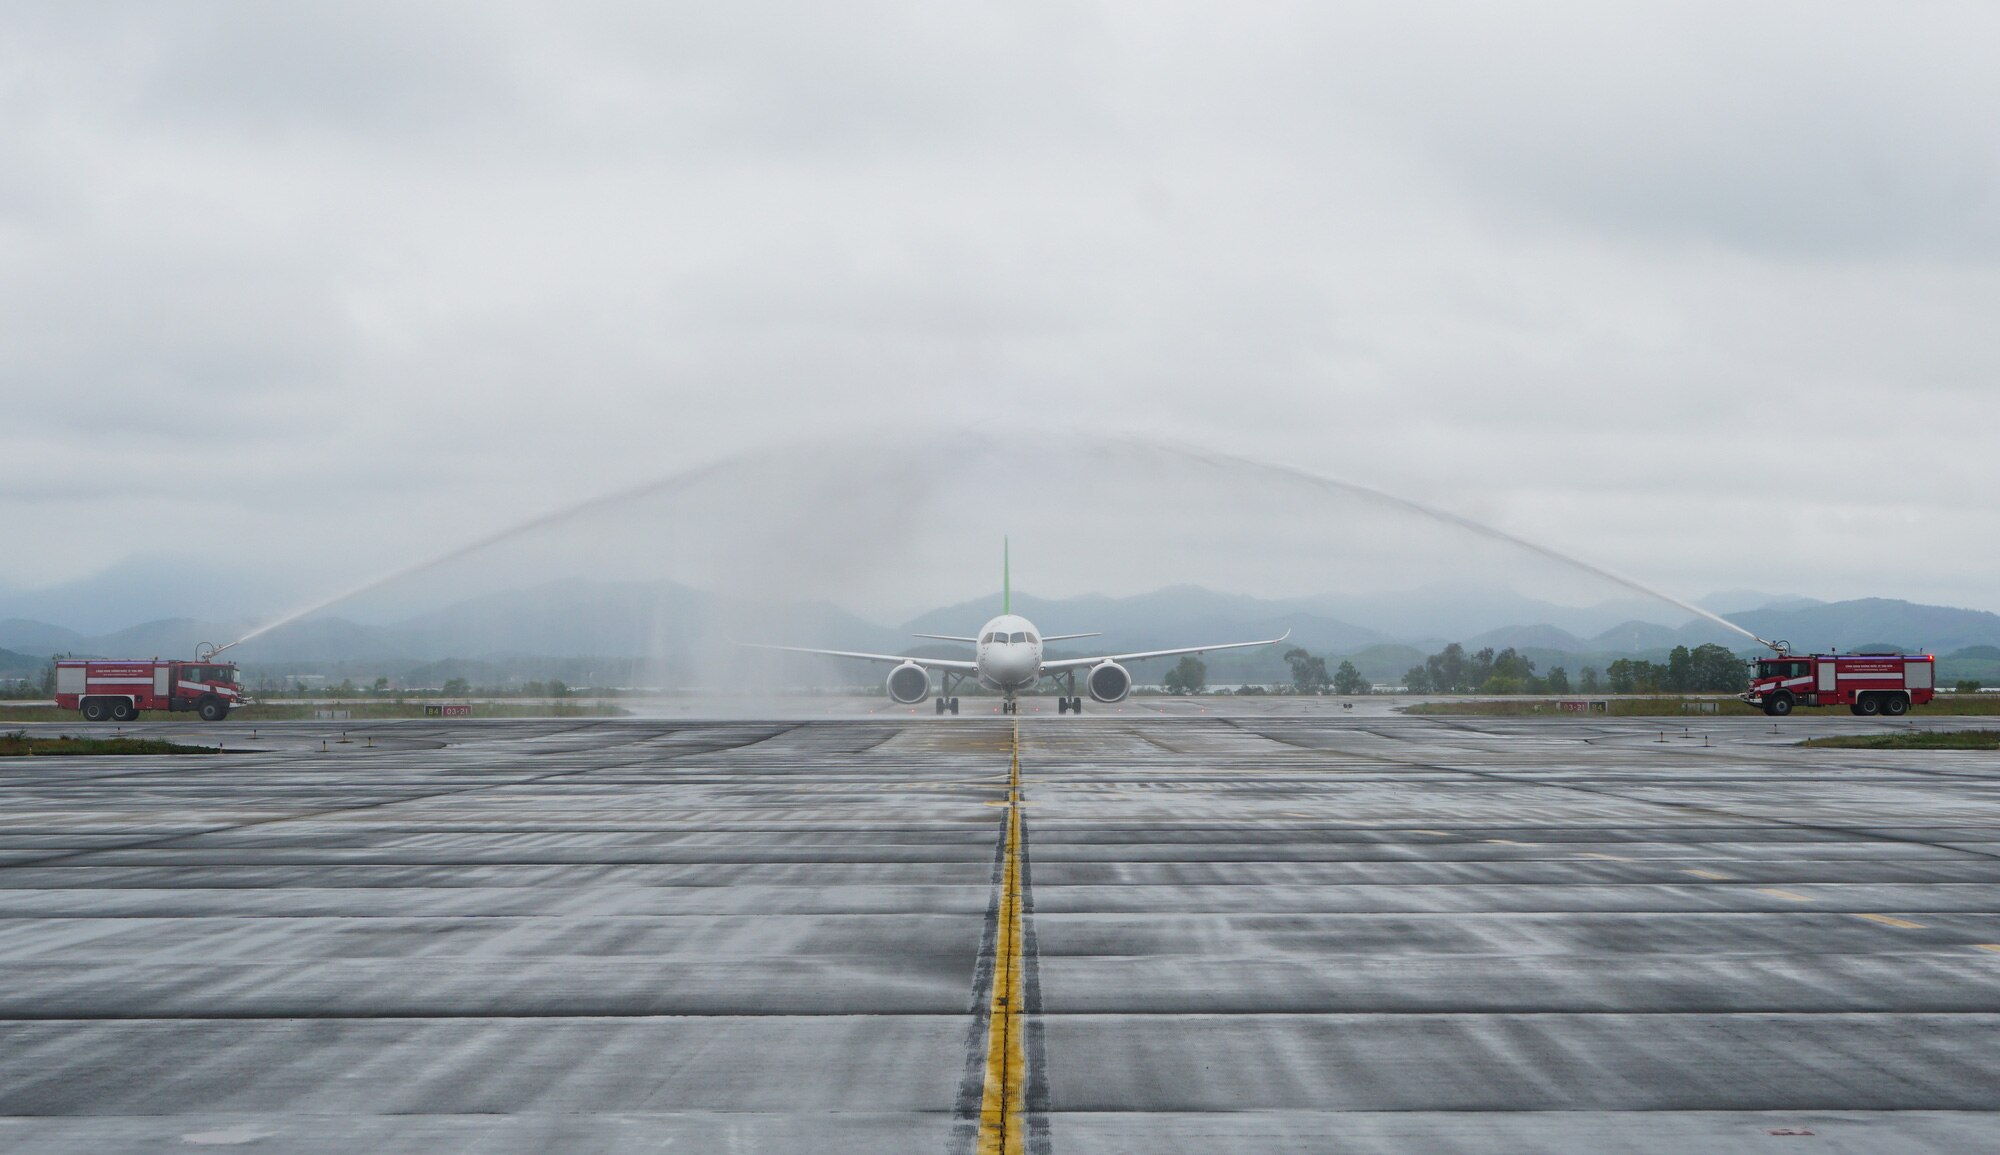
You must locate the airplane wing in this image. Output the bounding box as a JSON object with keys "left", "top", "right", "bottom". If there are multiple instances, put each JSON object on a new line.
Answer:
{"left": 1040, "top": 630, "right": 1290, "bottom": 672}
{"left": 910, "top": 633, "right": 979, "bottom": 643}
{"left": 1040, "top": 632, "right": 1102, "bottom": 642}
{"left": 742, "top": 643, "right": 978, "bottom": 671}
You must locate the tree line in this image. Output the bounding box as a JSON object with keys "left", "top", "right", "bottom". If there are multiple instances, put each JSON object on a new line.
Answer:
{"left": 1402, "top": 642, "right": 1747, "bottom": 695}
{"left": 1601, "top": 645, "right": 1747, "bottom": 694}
{"left": 1279, "top": 647, "right": 1369, "bottom": 694}
{"left": 1158, "top": 648, "right": 1370, "bottom": 695}
{"left": 1157, "top": 641, "right": 1750, "bottom": 697}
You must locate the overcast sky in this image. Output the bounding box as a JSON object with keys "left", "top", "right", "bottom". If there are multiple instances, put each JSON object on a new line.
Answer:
{"left": 4, "top": 2, "right": 1998, "bottom": 620}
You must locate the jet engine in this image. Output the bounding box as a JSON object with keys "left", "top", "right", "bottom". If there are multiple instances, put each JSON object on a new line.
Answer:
{"left": 886, "top": 662, "right": 931, "bottom": 704}
{"left": 1086, "top": 660, "right": 1132, "bottom": 703}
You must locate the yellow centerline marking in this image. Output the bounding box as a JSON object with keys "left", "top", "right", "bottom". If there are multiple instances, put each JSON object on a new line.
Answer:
{"left": 978, "top": 722, "right": 1026, "bottom": 1155}
{"left": 1973, "top": 944, "right": 2000, "bottom": 955}
{"left": 1578, "top": 852, "right": 1632, "bottom": 861}
{"left": 1853, "top": 913, "right": 1924, "bottom": 929}
{"left": 1757, "top": 888, "right": 1815, "bottom": 903}
{"left": 1682, "top": 868, "right": 1733, "bottom": 880}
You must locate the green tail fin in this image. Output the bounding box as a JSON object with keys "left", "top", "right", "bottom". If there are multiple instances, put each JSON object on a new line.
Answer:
{"left": 1003, "top": 537, "right": 1010, "bottom": 616}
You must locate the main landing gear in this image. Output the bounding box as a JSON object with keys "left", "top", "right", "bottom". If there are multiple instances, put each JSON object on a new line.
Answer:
{"left": 935, "top": 697, "right": 959, "bottom": 715}
{"left": 1057, "top": 696, "right": 1083, "bottom": 715}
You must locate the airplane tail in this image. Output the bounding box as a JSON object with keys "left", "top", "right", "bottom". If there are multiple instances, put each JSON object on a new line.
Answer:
{"left": 1003, "top": 537, "right": 1010, "bottom": 615}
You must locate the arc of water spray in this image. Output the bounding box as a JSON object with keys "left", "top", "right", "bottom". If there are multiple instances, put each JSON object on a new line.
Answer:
{"left": 1136, "top": 435, "right": 1783, "bottom": 653}
{"left": 217, "top": 432, "right": 1784, "bottom": 656}
{"left": 217, "top": 457, "right": 743, "bottom": 654}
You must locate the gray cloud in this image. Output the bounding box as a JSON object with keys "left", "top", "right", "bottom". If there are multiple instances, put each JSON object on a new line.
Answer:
{"left": 2, "top": 2, "right": 1996, "bottom": 614}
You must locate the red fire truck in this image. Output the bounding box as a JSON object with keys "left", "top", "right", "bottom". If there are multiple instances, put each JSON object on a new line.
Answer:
{"left": 1742, "top": 651, "right": 1935, "bottom": 717}
{"left": 53, "top": 659, "right": 246, "bottom": 722}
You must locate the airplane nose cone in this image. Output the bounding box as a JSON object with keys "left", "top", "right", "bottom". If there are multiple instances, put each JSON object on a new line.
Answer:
{"left": 989, "top": 647, "right": 1035, "bottom": 684}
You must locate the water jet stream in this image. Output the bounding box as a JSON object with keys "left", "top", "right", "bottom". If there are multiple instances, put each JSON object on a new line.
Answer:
{"left": 217, "top": 432, "right": 1782, "bottom": 656}
{"left": 223, "top": 456, "right": 739, "bottom": 651}
{"left": 1129, "top": 436, "right": 1781, "bottom": 653}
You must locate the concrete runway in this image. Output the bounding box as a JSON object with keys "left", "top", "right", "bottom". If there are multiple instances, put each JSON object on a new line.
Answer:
{"left": 2, "top": 706, "right": 1998, "bottom": 1152}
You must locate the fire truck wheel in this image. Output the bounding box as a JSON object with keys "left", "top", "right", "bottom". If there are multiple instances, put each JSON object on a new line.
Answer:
{"left": 1883, "top": 693, "right": 1909, "bottom": 717}
{"left": 1764, "top": 694, "right": 1793, "bottom": 717}
{"left": 109, "top": 699, "right": 136, "bottom": 722}
{"left": 81, "top": 698, "right": 109, "bottom": 722}
{"left": 197, "top": 697, "right": 229, "bottom": 722}
{"left": 1855, "top": 693, "right": 1881, "bottom": 716}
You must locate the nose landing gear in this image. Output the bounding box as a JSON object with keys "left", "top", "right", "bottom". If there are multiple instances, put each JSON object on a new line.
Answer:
{"left": 1002, "top": 699, "right": 1018, "bottom": 715}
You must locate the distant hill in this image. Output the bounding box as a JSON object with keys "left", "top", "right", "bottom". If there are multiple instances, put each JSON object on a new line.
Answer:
{"left": 2, "top": 581, "right": 1997, "bottom": 690}
{"left": 1589, "top": 620, "right": 1702, "bottom": 653}
{"left": 1941, "top": 646, "right": 2000, "bottom": 689}
{"left": 0, "top": 557, "right": 291, "bottom": 635}
{"left": 1724, "top": 598, "right": 2000, "bottom": 655}
{"left": 1342, "top": 643, "right": 1430, "bottom": 683}
{"left": 0, "top": 619, "right": 84, "bottom": 654}
{"left": 6, "top": 562, "right": 1824, "bottom": 655}
{"left": 1699, "top": 589, "right": 1826, "bottom": 615}
{"left": 1575, "top": 600, "right": 2000, "bottom": 658}
{"left": 904, "top": 585, "right": 1389, "bottom": 656}
{"left": 1464, "top": 624, "right": 1589, "bottom": 653}
{"left": 0, "top": 647, "right": 42, "bottom": 678}
{"left": 0, "top": 579, "right": 903, "bottom": 676}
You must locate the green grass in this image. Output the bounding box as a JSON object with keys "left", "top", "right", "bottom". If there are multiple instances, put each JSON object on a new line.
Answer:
{"left": 229, "top": 702, "right": 629, "bottom": 720}
{"left": 1800, "top": 729, "right": 2000, "bottom": 750}
{"left": 0, "top": 733, "right": 216, "bottom": 756}
{"left": 0, "top": 708, "right": 87, "bottom": 722}
{"left": 1402, "top": 697, "right": 1766, "bottom": 717}
{"left": 1913, "top": 694, "right": 2000, "bottom": 714}
{"left": 1403, "top": 694, "right": 2000, "bottom": 717}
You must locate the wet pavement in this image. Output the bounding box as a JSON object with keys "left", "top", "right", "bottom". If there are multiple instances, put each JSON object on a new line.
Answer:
{"left": 0, "top": 708, "right": 1997, "bottom": 1152}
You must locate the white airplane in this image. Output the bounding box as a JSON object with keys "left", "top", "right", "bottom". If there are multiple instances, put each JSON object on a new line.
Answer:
{"left": 751, "top": 541, "right": 1288, "bottom": 714}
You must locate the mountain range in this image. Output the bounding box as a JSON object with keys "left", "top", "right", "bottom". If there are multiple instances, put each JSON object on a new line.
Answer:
{"left": 3, "top": 579, "right": 1998, "bottom": 687}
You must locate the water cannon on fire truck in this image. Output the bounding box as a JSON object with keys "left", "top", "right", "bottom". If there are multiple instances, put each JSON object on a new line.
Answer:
{"left": 53, "top": 642, "right": 250, "bottom": 722}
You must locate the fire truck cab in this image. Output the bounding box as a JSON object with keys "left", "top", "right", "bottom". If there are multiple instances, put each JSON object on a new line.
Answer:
{"left": 53, "top": 659, "right": 246, "bottom": 722}
{"left": 1743, "top": 651, "right": 1935, "bottom": 717}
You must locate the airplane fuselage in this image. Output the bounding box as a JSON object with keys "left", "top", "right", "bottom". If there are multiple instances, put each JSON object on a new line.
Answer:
{"left": 746, "top": 540, "right": 1287, "bottom": 712}
{"left": 975, "top": 614, "right": 1045, "bottom": 693}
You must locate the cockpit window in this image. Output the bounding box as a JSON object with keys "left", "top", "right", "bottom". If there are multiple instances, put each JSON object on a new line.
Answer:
{"left": 1008, "top": 631, "right": 1026, "bottom": 644}
{"left": 1024, "top": 632, "right": 1039, "bottom": 645}
{"left": 983, "top": 632, "right": 999, "bottom": 645}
